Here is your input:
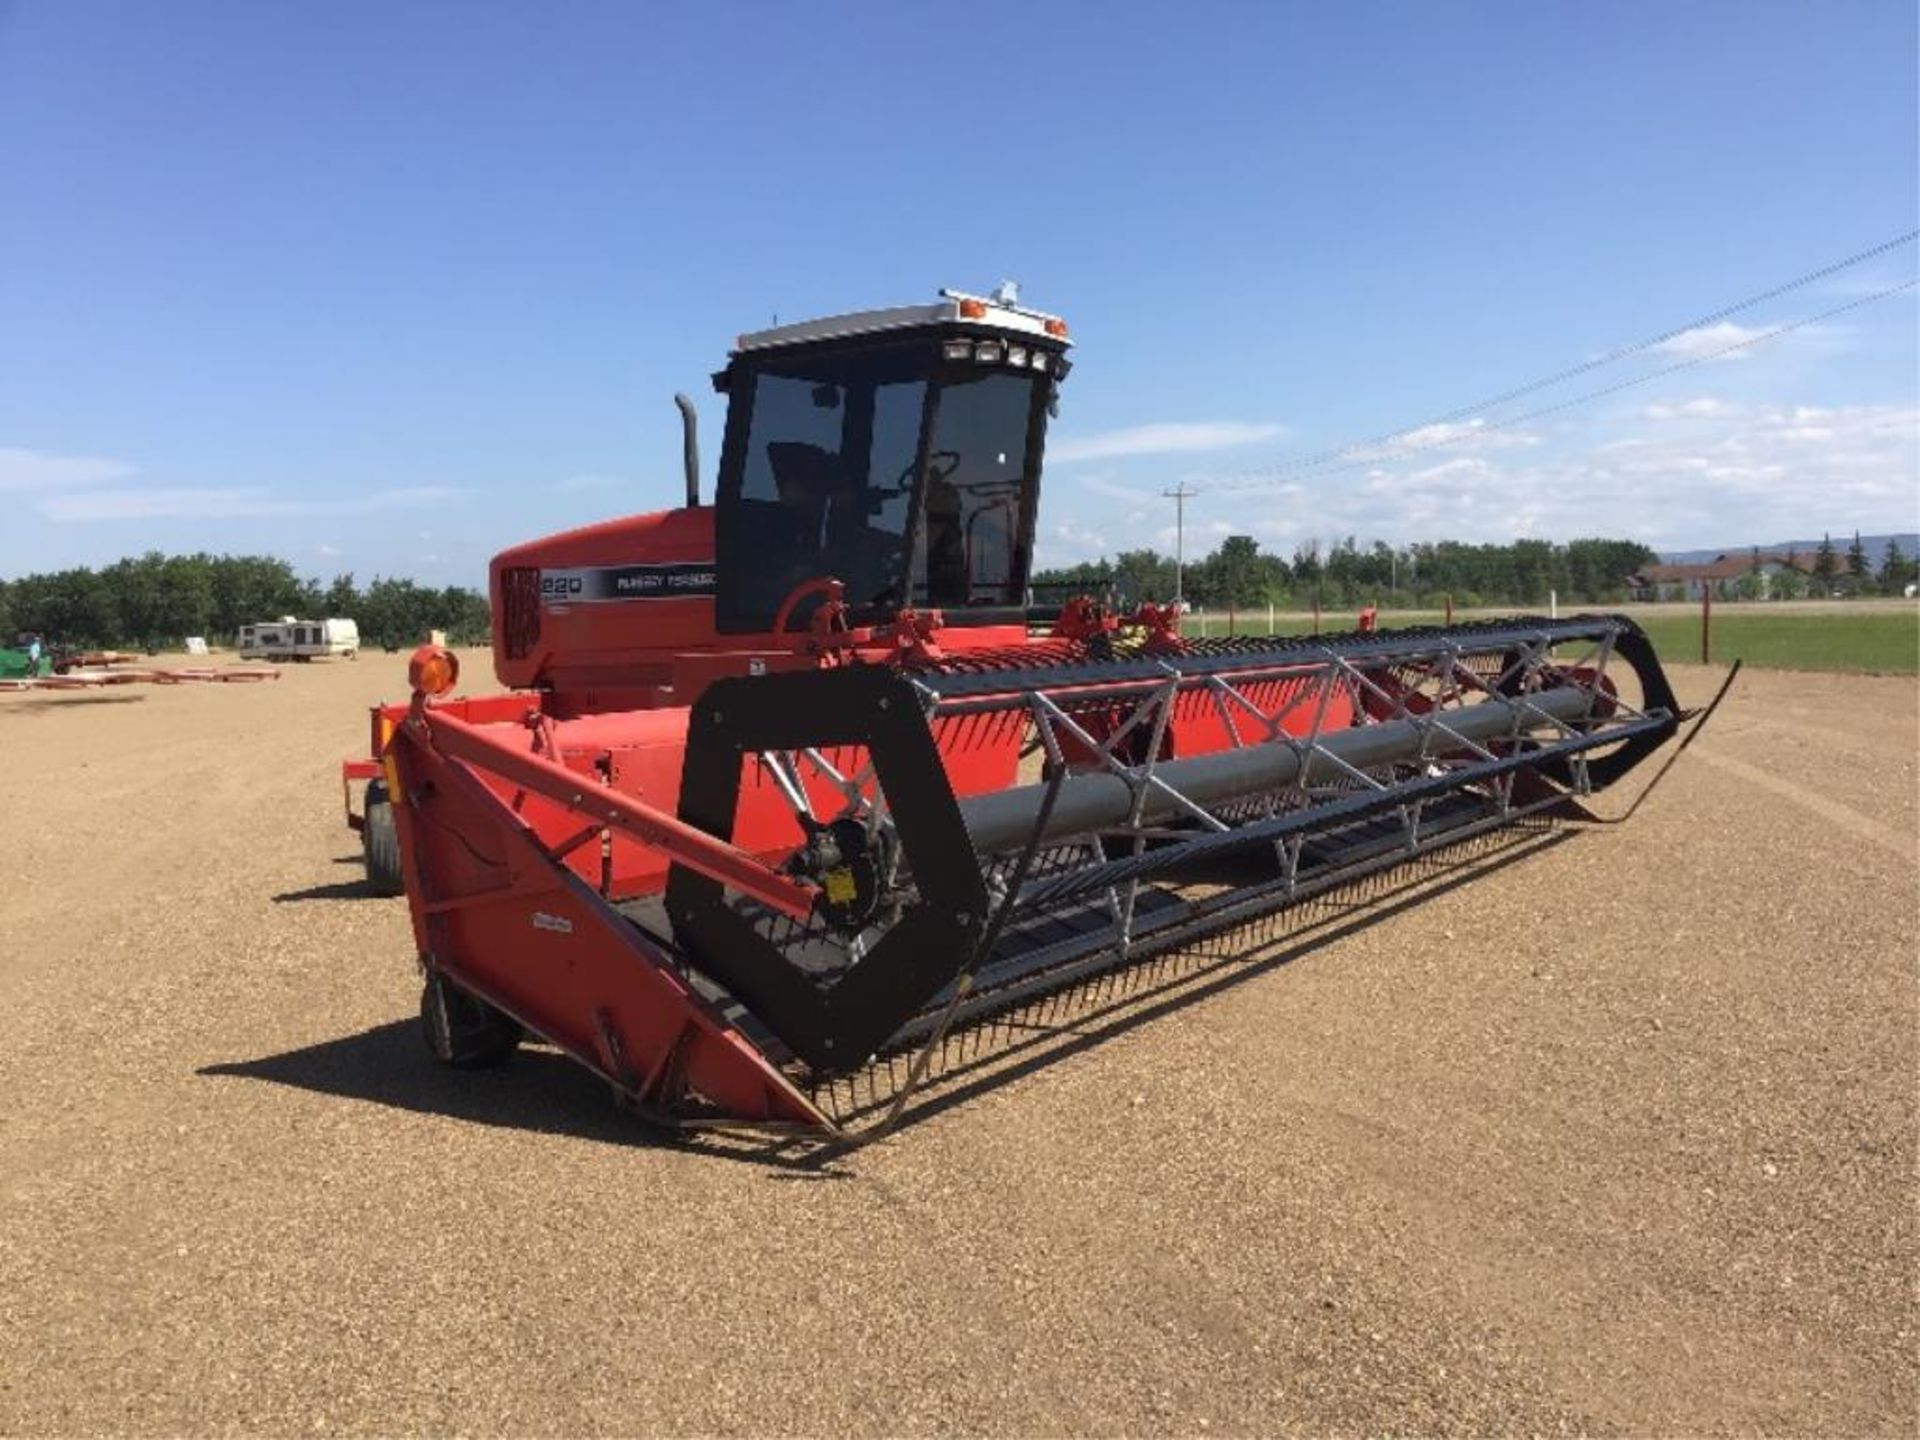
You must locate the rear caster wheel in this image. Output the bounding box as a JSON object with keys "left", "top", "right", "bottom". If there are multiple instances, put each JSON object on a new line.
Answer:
{"left": 362, "top": 780, "right": 404, "bottom": 896}
{"left": 420, "top": 972, "right": 521, "bottom": 1069}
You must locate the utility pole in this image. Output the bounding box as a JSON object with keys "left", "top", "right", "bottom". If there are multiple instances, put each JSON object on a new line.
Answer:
{"left": 1163, "top": 483, "right": 1198, "bottom": 607}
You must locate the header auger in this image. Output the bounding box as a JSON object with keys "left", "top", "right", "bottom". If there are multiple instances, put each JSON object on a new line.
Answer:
{"left": 353, "top": 288, "right": 1707, "bottom": 1144}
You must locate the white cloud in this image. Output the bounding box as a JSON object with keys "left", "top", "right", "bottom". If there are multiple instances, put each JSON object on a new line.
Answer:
{"left": 3, "top": 443, "right": 465, "bottom": 524}
{"left": 1652, "top": 321, "right": 1766, "bottom": 362}
{"left": 1642, "top": 396, "right": 1733, "bottom": 420}
{"left": 1343, "top": 418, "right": 1543, "bottom": 462}
{"left": 1074, "top": 471, "right": 1158, "bottom": 504}
{"left": 40, "top": 484, "right": 462, "bottom": 522}
{"left": 315, "top": 543, "right": 342, "bottom": 557}
{"left": 1100, "top": 399, "right": 1915, "bottom": 555}
{"left": 1031, "top": 518, "right": 1111, "bottom": 569}
{"left": 1365, "top": 403, "right": 1913, "bottom": 547}
{"left": 1403, "top": 455, "right": 1494, "bottom": 485}
{"left": 0, "top": 447, "right": 135, "bottom": 493}
{"left": 1143, "top": 517, "right": 1234, "bottom": 553}
{"left": 1050, "top": 420, "right": 1285, "bottom": 464}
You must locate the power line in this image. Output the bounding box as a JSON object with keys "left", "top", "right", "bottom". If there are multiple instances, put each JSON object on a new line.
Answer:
{"left": 1211, "top": 275, "right": 1919, "bottom": 492}
{"left": 1222, "top": 228, "right": 1919, "bottom": 487}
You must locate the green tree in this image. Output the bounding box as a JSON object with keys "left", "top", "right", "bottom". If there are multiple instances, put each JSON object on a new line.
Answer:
{"left": 1028, "top": 559, "right": 1113, "bottom": 602}
{"left": 0, "top": 552, "right": 496, "bottom": 651}
{"left": 1291, "top": 539, "right": 1322, "bottom": 591}
{"left": 1846, "top": 531, "right": 1869, "bottom": 588}
{"left": 1111, "top": 549, "right": 1177, "bottom": 605}
{"left": 207, "top": 555, "right": 310, "bottom": 639}
{"left": 14, "top": 567, "right": 120, "bottom": 645}
{"left": 1205, "top": 535, "right": 1267, "bottom": 609}
{"left": 1772, "top": 552, "right": 1805, "bottom": 600}
{"left": 158, "top": 553, "right": 215, "bottom": 643}
{"left": 1882, "top": 538, "right": 1915, "bottom": 594}
{"left": 323, "top": 572, "right": 360, "bottom": 618}
{"left": 444, "top": 587, "right": 494, "bottom": 645}
{"left": 1811, "top": 534, "right": 1837, "bottom": 593}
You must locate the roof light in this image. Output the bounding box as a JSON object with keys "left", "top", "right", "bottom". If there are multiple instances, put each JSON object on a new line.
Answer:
{"left": 958, "top": 298, "right": 988, "bottom": 319}
{"left": 1044, "top": 317, "right": 1069, "bottom": 338}
{"left": 1029, "top": 351, "right": 1050, "bottom": 372}
{"left": 943, "top": 339, "right": 972, "bottom": 361}
{"left": 974, "top": 340, "right": 1004, "bottom": 364}
{"left": 1006, "top": 345, "right": 1028, "bottom": 368}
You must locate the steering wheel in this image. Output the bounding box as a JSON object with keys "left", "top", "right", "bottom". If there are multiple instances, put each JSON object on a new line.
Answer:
{"left": 876, "top": 449, "right": 960, "bottom": 497}
{"left": 859, "top": 451, "right": 964, "bottom": 606}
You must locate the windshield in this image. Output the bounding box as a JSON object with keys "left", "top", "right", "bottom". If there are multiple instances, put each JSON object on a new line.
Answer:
{"left": 722, "top": 347, "right": 929, "bottom": 626}
{"left": 716, "top": 339, "right": 1050, "bottom": 630}
{"left": 912, "top": 370, "right": 1039, "bottom": 609}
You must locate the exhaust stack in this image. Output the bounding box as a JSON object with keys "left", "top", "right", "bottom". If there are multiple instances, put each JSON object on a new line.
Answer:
{"left": 673, "top": 393, "right": 700, "bottom": 507}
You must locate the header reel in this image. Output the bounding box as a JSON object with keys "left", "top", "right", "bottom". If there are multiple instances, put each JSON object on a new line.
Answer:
{"left": 654, "top": 614, "right": 1681, "bottom": 1129}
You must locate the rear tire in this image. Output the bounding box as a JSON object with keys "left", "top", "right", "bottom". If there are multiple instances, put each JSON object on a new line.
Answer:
{"left": 420, "top": 972, "right": 521, "bottom": 1069}
{"left": 362, "top": 781, "right": 405, "bottom": 896}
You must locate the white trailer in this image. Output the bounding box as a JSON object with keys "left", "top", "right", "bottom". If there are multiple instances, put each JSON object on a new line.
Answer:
{"left": 236, "top": 617, "right": 359, "bottom": 661}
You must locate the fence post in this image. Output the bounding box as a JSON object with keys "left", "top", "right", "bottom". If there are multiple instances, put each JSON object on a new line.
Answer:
{"left": 1701, "top": 585, "right": 1712, "bottom": 665}
{"left": 1445, "top": 593, "right": 1454, "bottom": 626}
{"left": 1312, "top": 591, "right": 1321, "bottom": 636}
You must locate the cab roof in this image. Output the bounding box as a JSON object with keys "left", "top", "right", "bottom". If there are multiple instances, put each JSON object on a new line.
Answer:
{"left": 732, "top": 289, "right": 1071, "bottom": 355}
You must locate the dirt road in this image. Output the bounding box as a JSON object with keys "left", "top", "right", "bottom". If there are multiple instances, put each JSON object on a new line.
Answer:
{"left": 2, "top": 656, "right": 1913, "bottom": 1435}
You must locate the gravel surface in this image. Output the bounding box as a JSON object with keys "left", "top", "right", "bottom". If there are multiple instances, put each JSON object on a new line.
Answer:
{"left": 1, "top": 656, "right": 1914, "bottom": 1436}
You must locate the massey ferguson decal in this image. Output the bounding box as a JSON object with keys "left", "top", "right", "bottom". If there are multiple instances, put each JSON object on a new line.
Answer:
{"left": 538, "top": 562, "right": 717, "bottom": 605}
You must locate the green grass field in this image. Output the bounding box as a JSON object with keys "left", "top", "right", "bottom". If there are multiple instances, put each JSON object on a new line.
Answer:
{"left": 1185, "top": 604, "right": 1919, "bottom": 675}
{"left": 1629, "top": 609, "right": 1917, "bottom": 675}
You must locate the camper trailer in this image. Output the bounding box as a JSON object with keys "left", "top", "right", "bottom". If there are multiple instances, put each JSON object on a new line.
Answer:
{"left": 236, "top": 617, "right": 359, "bottom": 661}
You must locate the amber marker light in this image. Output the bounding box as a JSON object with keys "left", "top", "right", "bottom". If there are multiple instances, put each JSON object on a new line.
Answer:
{"left": 408, "top": 644, "right": 459, "bottom": 698}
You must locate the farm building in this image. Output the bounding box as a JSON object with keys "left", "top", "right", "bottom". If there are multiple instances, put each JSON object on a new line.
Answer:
{"left": 1627, "top": 552, "right": 1822, "bottom": 601}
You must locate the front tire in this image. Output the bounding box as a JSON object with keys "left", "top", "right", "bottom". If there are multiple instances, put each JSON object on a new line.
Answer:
{"left": 420, "top": 972, "right": 521, "bottom": 1069}
{"left": 362, "top": 781, "right": 405, "bottom": 896}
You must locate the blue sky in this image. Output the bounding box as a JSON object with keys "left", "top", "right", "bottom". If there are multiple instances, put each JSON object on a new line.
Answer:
{"left": 1, "top": 0, "right": 1914, "bottom": 584}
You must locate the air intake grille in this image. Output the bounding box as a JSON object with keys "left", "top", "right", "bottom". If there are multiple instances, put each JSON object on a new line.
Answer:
{"left": 501, "top": 566, "right": 541, "bottom": 660}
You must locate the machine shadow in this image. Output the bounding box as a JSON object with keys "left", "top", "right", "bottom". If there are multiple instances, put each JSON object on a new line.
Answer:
{"left": 272, "top": 878, "right": 380, "bottom": 902}
{"left": 200, "top": 1022, "right": 676, "bottom": 1154}
{"left": 207, "top": 829, "right": 1574, "bottom": 1175}
{"left": 0, "top": 694, "right": 149, "bottom": 713}
{"left": 806, "top": 827, "right": 1577, "bottom": 1162}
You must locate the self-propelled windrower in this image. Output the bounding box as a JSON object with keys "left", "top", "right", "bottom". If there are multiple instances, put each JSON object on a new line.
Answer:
{"left": 346, "top": 288, "right": 1718, "bottom": 1141}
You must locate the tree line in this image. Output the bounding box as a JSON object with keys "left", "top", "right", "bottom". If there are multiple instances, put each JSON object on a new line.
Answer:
{"left": 1034, "top": 535, "right": 1662, "bottom": 610}
{"left": 1747, "top": 533, "right": 1919, "bottom": 599}
{"left": 0, "top": 552, "right": 492, "bottom": 652}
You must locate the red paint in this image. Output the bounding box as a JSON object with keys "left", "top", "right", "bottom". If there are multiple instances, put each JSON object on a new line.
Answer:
{"left": 389, "top": 732, "right": 827, "bottom": 1129}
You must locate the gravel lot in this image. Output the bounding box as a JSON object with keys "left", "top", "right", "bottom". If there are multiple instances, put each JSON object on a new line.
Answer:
{"left": 2, "top": 655, "right": 1914, "bottom": 1436}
